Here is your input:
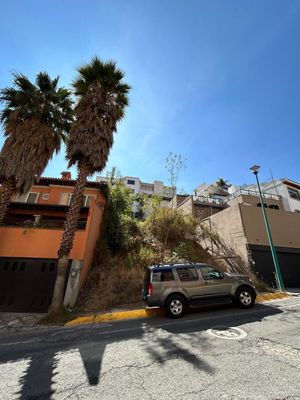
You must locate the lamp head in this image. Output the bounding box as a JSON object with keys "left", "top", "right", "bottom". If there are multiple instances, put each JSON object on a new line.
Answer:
{"left": 250, "top": 165, "right": 260, "bottom": 174}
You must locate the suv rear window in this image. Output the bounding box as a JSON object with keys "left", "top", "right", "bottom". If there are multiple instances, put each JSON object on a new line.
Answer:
{"left": 176, "top": 267, "right": 199, "bottom": 281}
{"left": 152, "top": 268, "right": 175, "bottom": 282}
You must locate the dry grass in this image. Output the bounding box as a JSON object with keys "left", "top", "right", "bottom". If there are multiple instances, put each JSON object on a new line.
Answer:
{"left": 76, "top": 256, "right": 146, "bottom": 312}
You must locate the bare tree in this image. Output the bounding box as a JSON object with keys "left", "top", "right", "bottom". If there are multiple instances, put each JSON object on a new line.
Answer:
{"left": 162, "top": 152, "right": 186, "bottom": 258}
{"left": 165, "top": 152, "right": 186, "bottom": 209}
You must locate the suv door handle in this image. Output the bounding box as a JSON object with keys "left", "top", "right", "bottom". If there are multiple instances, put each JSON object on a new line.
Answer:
{"left": 204, "top": 281, "right": 208, "bottom": 285}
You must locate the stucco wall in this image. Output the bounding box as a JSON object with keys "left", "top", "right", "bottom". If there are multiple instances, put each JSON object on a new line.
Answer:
{"left": 80, "top": 199, "right": 105, "bottom": 286}
{"left": 204, "top": 199, "right": 249, "bottom": 262}
{"left": 177, "top": 197, "right": 193, "bottom": 215}
{"left": 1, "top": 188, "right": 106, "bottom": 287}
{"left": 240, "top": 205, "right": 300, "bottom": 248}
{"left": 230, "top": 194, "right": 283, "bottom": 210}
{"left": 0, "top": 226, "right": 86, "bottom": 259}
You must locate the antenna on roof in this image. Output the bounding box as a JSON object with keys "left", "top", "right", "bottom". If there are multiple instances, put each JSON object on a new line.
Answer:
{"left": 270, "top": 168, "right": 279, "bottom": 196}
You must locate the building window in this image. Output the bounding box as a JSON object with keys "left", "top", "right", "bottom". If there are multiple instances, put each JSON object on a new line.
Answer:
{"left": 42, "top": 193, "right": 49, "bottom": 201}
{"left": 60, "top": 193, "right": 94, "bottom": 207}
{"left": 268, "top": 204, "right": 279, "bottom": 210}
{"left": 83, "top": 195, "right": 95, "bottom": 207}
{"left": 15, "top": 192, "right": 39, "bottom": 203}
{"left": 288, "top": 187, "right": 300, "bottom": 200}
{"left": 60, "top": 193, "right": 73, "bottom": 205}
{"left": 127, "top": 179, "right": 135, "bottom": 185}
{"left": 257, "top": 203, "right": 268, "bottom": 208}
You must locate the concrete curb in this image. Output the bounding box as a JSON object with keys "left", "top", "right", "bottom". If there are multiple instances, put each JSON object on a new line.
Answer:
{"left": 65, "top": 292, "right": 291, "bottom": 327}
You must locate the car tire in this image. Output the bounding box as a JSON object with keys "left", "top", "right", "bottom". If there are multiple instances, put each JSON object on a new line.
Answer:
{"left": 235, "top": 286, "right": 255, "bottom": 309}
{"left": 166, "top": 294, "right": 187, "bottom": 318}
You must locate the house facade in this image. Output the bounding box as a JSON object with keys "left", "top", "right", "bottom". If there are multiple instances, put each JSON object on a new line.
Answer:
{"left": 0, "top": 172, "right": 106, "bottom": 312}
{"left": 230, "top": 178, "right": 300, "bottom": 213}
{"left": 201, "top": 190, "right": 300, "bottom": 288}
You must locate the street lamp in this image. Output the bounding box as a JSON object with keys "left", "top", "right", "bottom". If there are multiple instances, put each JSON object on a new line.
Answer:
{"left": 250, "top": 165, "right": 284, "bottom": 290}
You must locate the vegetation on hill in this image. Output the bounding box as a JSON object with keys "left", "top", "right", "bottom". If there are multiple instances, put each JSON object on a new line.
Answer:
{"left": 77, "top": 174, "right": 227, "bottom": 312}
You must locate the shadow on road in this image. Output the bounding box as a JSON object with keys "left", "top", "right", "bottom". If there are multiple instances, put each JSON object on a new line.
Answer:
{"left": 0, "top": 303, "right": 282, "bottom": 399}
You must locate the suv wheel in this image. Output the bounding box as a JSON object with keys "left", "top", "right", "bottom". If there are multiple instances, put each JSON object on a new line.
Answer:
{"left": 236, "top": 286, "right": 255, "bottom": 308}
{"left": 166, "top": 294, "right": 186, "bottom": 318}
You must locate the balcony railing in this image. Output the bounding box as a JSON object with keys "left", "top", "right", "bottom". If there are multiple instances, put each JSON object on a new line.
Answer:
{"left": 192, "top": 195, "right": 225, "bottom": 206}
{"left": 226, "top": 189, "right": 281, "bottom": 202}
{"left": 2, "top": 215, "right": 87, "bottom": 230}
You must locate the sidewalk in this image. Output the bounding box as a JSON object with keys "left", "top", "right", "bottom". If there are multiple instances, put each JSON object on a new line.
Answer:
{"left": 0, "top": 312, "right": 46, "bottom": 333}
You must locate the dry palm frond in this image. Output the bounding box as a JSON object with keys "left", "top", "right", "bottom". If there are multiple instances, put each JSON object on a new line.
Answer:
{"left": 0, "top": 119, "right": 60, "bottom": 193}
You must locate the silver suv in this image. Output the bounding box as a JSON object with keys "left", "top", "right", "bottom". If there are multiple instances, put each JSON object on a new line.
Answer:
{"left": 142, "top": 263, "right": 257, "bottom": 318}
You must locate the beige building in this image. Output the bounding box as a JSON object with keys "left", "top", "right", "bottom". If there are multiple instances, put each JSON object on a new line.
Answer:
{"left": 202, "top": 190, "right": 300, "bottom": 288}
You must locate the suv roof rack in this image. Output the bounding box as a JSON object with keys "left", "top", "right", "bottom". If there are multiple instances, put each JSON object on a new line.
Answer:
{"left": 152, "top": 262, "right": 196, "bottom": 268}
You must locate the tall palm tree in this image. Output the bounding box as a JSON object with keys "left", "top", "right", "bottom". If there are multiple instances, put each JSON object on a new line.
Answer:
{"left": 49, "top": 57, "right": 130, "bottom": 314}
{"left": 0, "top": 72, "right": 73, "bottom": 224}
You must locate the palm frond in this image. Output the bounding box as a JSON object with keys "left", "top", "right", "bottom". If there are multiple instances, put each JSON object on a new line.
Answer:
{"left": 0, "top": 71, "right": 74, "bottom": 193}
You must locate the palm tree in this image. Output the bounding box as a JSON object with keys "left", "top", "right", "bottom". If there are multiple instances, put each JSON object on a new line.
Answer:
{"left": 216, "top": 177, "right": 230, "bottom": 189}
{"left": 0, "top": 72, "right": 73, "bottom": 224}
{"left": 49, "top": 57, "right": 130, "bottom": 314}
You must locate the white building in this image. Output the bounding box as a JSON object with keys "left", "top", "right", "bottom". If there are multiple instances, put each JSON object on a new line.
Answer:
{"left": 259, "top": 178, "right": 300, "bottom": 212}
{"left": 229, "top": 178, "right": 300, "bottom": 213}
{"left": 96, "top": 175, "right": 174, "bottom": 198}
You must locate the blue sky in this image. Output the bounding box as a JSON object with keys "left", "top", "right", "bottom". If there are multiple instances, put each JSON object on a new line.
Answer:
{"left": 0, "top": 0, "right": 299, "bottom": 192}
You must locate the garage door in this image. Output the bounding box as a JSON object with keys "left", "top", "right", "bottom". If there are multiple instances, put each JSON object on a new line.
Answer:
{"left": 0, "top": 258, "right": 61, "bottom": 312}
{"left": 249, "top": 245, "right": 300, "bottom": 288}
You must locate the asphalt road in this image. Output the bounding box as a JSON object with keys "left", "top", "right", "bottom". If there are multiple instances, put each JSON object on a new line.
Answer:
{"left": 0, "top": 297, "right": 299, "bottom": 400}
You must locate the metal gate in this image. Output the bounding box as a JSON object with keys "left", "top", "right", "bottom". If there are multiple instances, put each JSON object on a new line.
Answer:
{"left": 248, "top": 245, "right": 300, "bottom": 288}
{"left": 0, "top": 258, "right": 61, "bottom": 312}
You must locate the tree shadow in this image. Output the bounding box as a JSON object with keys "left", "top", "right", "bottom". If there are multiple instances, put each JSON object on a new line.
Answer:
{"left": 0, "top": 303, "right": 282, "bottom": 399}
{"left": 141, "top": 324, "right": 214, "bottom": 374}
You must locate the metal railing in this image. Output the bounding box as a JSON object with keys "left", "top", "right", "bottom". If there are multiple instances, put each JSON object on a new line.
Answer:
{"left": 226, "top": 189, "right": 281, "bottom": 202}
{"left": 192, "top": 195, "right": 225, "bottom": 206}
{"left": 2, "top": 216, "right": 86, "bottom": 230}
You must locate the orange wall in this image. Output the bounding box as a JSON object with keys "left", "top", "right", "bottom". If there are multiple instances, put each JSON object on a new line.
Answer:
{"left": 80, "top": 199, "right": 105, "bottom": 286}
{"left": 2, "top": 185, "right": 106, "bottom": 286}
{"left": 0, "top": 226, "right": 86, "bottom": 259}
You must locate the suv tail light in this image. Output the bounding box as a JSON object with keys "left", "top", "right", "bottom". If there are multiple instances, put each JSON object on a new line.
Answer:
{"left": 146, "top": 283, "right": 153, "bottom": 296}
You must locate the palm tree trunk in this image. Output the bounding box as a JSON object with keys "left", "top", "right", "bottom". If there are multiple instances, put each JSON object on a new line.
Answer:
{"left": 48, "top": 162, "right": 90, "bottom": 314}
{"left": 0, "top": 179, "right": 15, "bottom": 226}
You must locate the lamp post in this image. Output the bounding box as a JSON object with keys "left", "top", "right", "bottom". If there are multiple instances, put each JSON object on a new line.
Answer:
{"left": 250, "top": 165, "right": 284, "bottom": 290}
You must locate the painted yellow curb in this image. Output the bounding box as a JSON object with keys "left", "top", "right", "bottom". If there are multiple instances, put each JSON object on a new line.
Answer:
{"left": 65, "top": 315, "right": 95, "bottom": 326}
{"left": 257, "top": 292, "right": 290, "bottom": 302}
{"left": 65, "top": 292, "right": 291, "bottom": 327}
{"left": 94, "top": 308, "right": 162, "bottom": 323}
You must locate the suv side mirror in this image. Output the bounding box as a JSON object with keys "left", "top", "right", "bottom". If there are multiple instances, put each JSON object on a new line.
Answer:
{"left": 219, "top": 272, "right": 224, "bottom": 279}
